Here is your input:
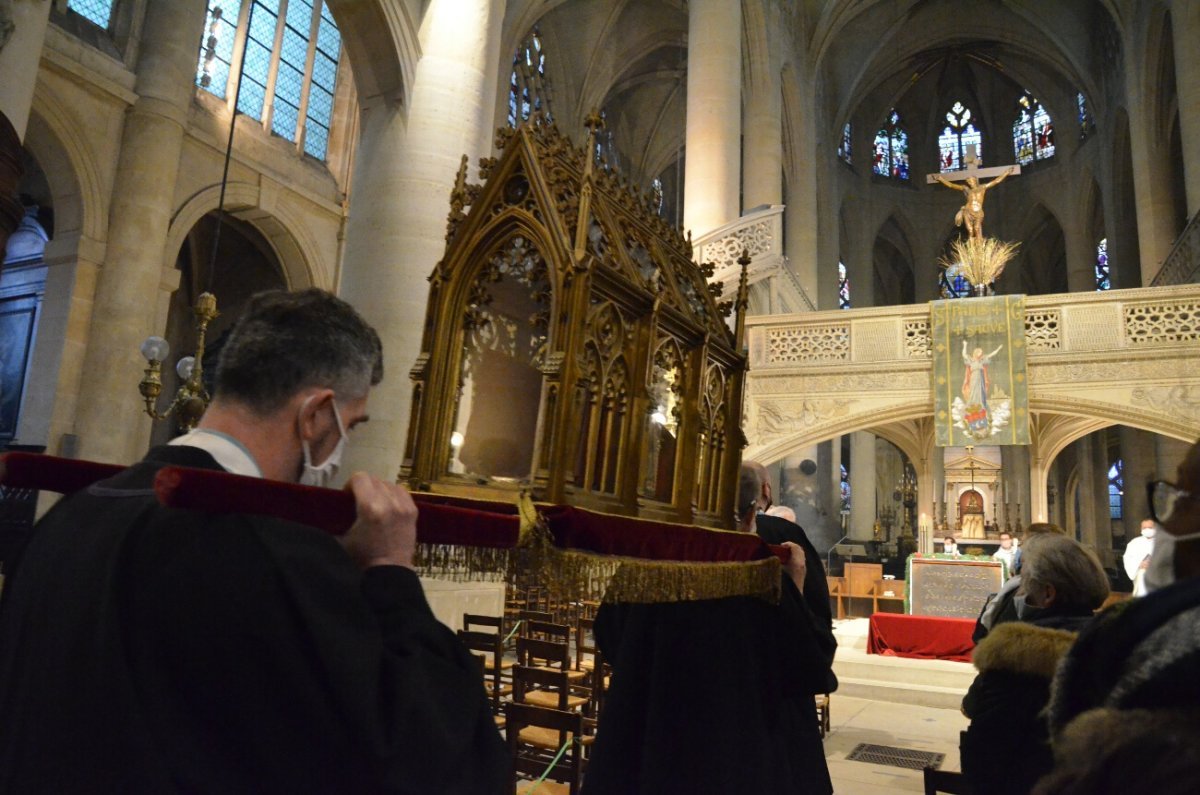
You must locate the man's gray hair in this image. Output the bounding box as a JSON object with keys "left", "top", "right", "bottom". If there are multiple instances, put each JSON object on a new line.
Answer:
{"left": 1022, "top": 533, "right": 1110, "bottom": 612}
{"left": 215, "top": 289, "right": 383, "bottom": 414}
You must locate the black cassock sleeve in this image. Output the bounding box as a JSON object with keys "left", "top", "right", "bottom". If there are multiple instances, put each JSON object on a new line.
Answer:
{"left": 127, "top": 511, "right": 508, "bottom": 794}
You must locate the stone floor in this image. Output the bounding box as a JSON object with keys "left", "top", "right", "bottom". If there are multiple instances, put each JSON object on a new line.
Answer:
{"left": 823, "top": 695, "right": 968, "bottom": 794}
{"left": 822, "top": 618, "right": 972, "bottom": 793}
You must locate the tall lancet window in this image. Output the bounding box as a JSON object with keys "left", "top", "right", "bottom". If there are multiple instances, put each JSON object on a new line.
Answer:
{"left": 1108, "top": 459, "right": 1123, "bottom": 519}
{"left": 872, "top": 111, "right": 909, "bottom": 180}
{"left": 1012, "top": 91, "right": 1054, "bottom": 165}
{"left": 195, "top": 0, "right": 342, "bottom": 162}
{"left": 1095, "top": 238, "right": 1111, "bottom": 291}
{"left": 508, "top": 27, "right": 552, "bottom": 126}
{"left": 1077, "top": 92, "right": 1095, "bottom": 141}
{"left": 838, "top": 261, "right": 851, "bottom": 309}
{"left": 838, "top": 123, "right": 852, "bottom": 164}
{"left": 67, "top": 0, "right": 114, "bottom": 28}
{"left": 938, "top": 101, "right": 983, "bottom": 172}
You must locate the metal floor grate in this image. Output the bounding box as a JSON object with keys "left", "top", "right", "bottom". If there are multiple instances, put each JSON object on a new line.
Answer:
{"left": 846, "top": 743, "right": 944, "bottom": 770}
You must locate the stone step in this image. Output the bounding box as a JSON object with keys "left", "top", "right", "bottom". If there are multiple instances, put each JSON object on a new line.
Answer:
{"left": 833, "top": 656, "right": 977, "bottom": 690}
{"left": 835, "top": 676, "right": 969, "bottom": 710}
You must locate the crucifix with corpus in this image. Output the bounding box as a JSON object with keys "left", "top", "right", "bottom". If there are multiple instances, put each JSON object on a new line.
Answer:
{"left": 926, "top": 144, "right": 1020, "bottom": 240}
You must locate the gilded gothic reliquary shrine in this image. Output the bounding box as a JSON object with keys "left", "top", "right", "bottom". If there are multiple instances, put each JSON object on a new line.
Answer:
{"left": 400, "top": 118, "right": 751, "bottom": 530}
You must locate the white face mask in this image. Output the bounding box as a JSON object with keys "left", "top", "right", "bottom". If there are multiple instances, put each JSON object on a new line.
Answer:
{"left": 299, "top": 396, "right": 347, "bottom": 488}
{"left": 1143, "top": 530, "right": 1200, "bottom": 593}
{"left": 1142, "top": 526, "right": 1157, "bottom": 539}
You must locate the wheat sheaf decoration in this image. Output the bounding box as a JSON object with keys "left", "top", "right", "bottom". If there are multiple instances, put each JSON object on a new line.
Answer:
{"left": 941, "top": 237, "right": 1021, "bottom": 290}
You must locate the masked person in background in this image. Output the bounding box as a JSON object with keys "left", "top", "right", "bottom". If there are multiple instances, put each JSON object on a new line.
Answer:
{"left": 1123, "top": 518, "right": 1157, "bottom": 596}
{"left": 1042, "top": 438, "right": 1200, "bottom": 789}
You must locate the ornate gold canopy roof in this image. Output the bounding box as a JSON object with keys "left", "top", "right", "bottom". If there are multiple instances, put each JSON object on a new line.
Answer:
{"left": 401, "top": 115, "right": 750, "bottom": 529}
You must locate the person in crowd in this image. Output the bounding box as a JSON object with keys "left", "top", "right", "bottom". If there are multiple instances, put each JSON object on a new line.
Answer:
{"left": 943, "top": 536, "right": 961, "bottom": 556}
{"left": 1045, "top": 437, "right": 1200, "bottom": 743}
{"left": 973, "top": 522, "right": 1068, "bottom": 643}
{"left": 0, "top": 289, "right": 508, "bottom": 793}
{"left": 583, "top": 463, "right": 834, "bottom": 794}
{"left": 992, "top": 531, "right": 1017, "bottom": 573}
{"left": 960, "top": 533, "right": 1110, "bottom": 795}
{"left": 1032, "top": 709, "right": 1200, "bottom": 795}
{"left": 1122, "top": 518, "right": 1157, "bottom": 596}
{"left": 746, "top": 460, "right": 836, "bottom": 638}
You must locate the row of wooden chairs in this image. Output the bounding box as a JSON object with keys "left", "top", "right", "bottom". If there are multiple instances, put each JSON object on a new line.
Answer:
{"left": 459, "top": 611, "right": 610, "bottom": 794}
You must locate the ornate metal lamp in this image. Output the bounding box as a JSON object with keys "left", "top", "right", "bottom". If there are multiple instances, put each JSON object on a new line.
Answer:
{"left": 138, "top": 292, "right": 219, "bottom": 432}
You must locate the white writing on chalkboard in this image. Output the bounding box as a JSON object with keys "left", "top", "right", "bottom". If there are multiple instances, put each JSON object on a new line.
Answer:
{"left": 910, "top": 558, "right": 1004, "bottom": 618}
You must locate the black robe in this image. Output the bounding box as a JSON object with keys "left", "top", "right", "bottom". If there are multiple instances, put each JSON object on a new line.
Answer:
{"left": 583, "top": 531, "right": 836, "bottom": 794}
{"left": 0, "top": 445, "right": 508, "bottom": 794}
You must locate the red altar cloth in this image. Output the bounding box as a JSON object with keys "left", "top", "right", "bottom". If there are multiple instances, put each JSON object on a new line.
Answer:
{"left": 866, "top": 612, "right": 976, "bottom": 663}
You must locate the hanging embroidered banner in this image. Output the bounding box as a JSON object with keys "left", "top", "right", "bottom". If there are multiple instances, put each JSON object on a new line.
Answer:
{"left": 931, "top": 295, "right": 1029, "bottom": 446}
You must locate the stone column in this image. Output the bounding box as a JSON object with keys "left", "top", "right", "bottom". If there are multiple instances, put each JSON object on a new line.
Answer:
{"left": 1120, "top": 427, "right": 1155, "bottom": 534}
{"left": 1125, "top": 54, "right": 1182, "bottom": 284}
{"left": 742, "top": 74, "right": 781, "bottom": 210}
{"left": 1014, "top": 445, "right": 1032, "bottom": 529}
{"left": 1172, "top": 0, "right": 1200, "bottom": 215}
{"left": 683, "top": 0, "right": 741, "bottom": 236}
{"left": 818, "top": 439, "right": 840, "bottom": 526}
{"left": 337, "top": 0, "right": 505, "bottom": 482}
{"left": 1065, "top": 222, "right": 1097, "bottom": 293}
{"left": 72, "top": 0, "right": 207, "bottom": 464}
{"left": 848, "top": 431, "right": 877, "bottom": 540}
{"left": 1074, "top": 438, "right": 1098, "bottom": 547}
{"left": 1093, "top": 433, "right": 1113, "bottom": 561}
{"left": 0, "top": 0, "right": 52, "bottom": 140}
{"left": 1156, "top": 435, "right": 1192, "bottom": 480}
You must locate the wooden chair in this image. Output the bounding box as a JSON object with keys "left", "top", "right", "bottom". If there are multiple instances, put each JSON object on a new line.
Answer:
{"left": 575, "top": 618, "right": 609, "bottom": 715}
{"left": 514, "top": 640, "right": 589, "bottom": 711}
{"left": 815, "top": 693, "right": 831, "bottom": 738}
{"left": 458, "top": 629, "right": 511, "bottom": 713}
{"left": 923, "top": 767, "right": 971, "bottom": 795}
{"left": 505, "top": 702, "right": 588, "bottom": 795}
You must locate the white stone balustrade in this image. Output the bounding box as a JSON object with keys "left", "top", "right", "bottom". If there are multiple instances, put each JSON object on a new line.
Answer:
{"left": 693, "top": 204, "right": 815, "bottom": 311}
{"left": 743, "top": 285, "right": 1200, "bottom": 528}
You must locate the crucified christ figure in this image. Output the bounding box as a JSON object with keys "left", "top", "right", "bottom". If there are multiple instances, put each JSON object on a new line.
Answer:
{"left": 934, "top": 167, "right": 1015, "bottom": 240}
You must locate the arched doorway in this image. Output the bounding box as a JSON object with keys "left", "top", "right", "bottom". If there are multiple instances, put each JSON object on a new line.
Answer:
{"left": 149, "top": 211, "right": 287, "bottom": 446}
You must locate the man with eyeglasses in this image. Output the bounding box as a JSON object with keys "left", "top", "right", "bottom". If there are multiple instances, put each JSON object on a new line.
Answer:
{"left": 1046, "top": 438, "right": 1200, "bottom": 744}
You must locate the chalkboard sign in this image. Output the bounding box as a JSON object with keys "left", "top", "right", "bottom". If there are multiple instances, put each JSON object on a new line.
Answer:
{"left": 907, "top": 557, "right": 1004, "bottom": 618}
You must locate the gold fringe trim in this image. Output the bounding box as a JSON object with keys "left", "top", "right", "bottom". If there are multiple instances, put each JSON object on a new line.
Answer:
{"left": 413, "top": 543, "right": 511, "bottom": 583}
{"left": 410, "top": 492, "right": 783, "bottom": 603}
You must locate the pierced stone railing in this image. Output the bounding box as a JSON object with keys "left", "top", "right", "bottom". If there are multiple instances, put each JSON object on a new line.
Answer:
{"left": 746, "top": 285, "right": 1200, "bottom": 369}
{"left": 692, "top": 204, "right": 816, "bottom": 311}
{"left": 1151, "top": 208, "right": 1200, "bottom": 286}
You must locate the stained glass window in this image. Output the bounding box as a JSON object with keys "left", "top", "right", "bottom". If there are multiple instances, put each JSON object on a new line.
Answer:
{"left": 838, "top": 261, "right": 850, "bottom": 309}
{"left": 939, "top": 101, "right": 983, "bottom": 173}
{"left": 872, "top": 111, "right": 909, "bottom": 180}
{"left": 1095, "top": 237, "right": 1111, "bottom": 291}
{"left": 237, "top": 1, "right": 279, "bottom": 121}
{"left": 303, "top": 2, "right": 339, "bottom": 159}
{"left": 196, "top": 1, "right": 244, "bottom": 99}
{"left": 67, "top": 0, "right": 114, "bottom": 28}
{"left": 838, "top": 123, "right": 852, "bottom": 164}
{"left": 1012, "top": 91, "right": 1054, "bottom": 165}
{"left": 1108, "top": 460, "right": 1123, "bottom": 519}
{"left": 651, "top": 178, "right": 665, "bottom": 216}
{"left": 840, "top": 464, "right": 851, "bottom": 512}
{"left": 509, "top": 27, "right": 550, "bottom": 127}
{"left": 939, "top": 259, "right": 971, "bottom": 299}
{"left": 196, "top": 0, "right": 342, "bottom": 162}
{"left": 1077, "top": 92, "right": 1094, "bottom": 141}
